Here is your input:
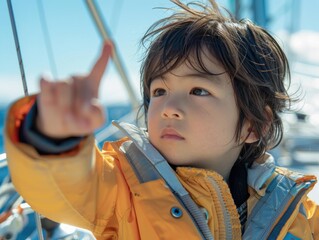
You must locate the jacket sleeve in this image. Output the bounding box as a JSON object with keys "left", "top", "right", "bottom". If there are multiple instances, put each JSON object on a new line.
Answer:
{"left": 4, "top": 96, "right": 126, "bottom": 234}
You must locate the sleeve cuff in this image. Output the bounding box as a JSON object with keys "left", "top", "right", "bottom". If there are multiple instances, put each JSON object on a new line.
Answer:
{"left": 19, "top": 101, "right": 84, "bottom": 155}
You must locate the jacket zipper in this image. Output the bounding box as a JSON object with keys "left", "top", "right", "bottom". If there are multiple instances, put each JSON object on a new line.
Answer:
{"left": 208, "top": 176, "right": 233, "bottom": 239}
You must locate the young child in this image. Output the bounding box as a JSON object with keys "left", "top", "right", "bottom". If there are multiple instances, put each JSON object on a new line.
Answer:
{"left": 5, "top": 0, "right": 319, "bottom": 239}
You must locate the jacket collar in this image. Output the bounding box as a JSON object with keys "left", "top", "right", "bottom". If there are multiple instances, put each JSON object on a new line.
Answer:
{"left": 247, "top": 153, "right": 276, "bottom": 192}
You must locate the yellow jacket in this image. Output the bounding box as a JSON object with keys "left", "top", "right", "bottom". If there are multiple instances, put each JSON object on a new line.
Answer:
{"left": 5, "top": 97, "right": 319, "bottom": 239}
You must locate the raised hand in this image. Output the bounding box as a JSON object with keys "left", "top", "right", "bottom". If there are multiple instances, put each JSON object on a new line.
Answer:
{"left": 36, "top": 41, "right": 113, "bottom": 139}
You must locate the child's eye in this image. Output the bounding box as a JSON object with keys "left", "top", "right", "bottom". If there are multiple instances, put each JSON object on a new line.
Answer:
{"left": 152, "top": 88, "right": 166, "bottom": 97}
{"left": 190, "top": 88, "right": 210, "bottom": 96}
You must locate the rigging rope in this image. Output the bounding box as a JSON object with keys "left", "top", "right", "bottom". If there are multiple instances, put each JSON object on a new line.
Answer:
{"left": 6, "top": 1, "right": 44, "bottom": 239}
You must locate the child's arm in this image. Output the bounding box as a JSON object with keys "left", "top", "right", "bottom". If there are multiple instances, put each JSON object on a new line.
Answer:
{"left": 4, "top": 42, "right": 124, "bottom": 233}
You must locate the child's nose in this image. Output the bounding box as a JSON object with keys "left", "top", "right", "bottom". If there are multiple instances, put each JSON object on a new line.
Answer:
{"left": 161, "top": 97, "right": 184, "bottom": 119}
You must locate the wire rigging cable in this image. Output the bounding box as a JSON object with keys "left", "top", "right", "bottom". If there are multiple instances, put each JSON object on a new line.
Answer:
{"left": 110, "top": 0, "right": 124, "bottom": 34}
{"left": 6, "top": 0, "right": 28, "bottom": 96}
{"left": 36, "top": 0, "right": 59, "bottom": 79}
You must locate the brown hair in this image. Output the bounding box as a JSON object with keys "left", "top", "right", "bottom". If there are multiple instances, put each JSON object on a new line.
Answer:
{"left": 139, "top": 0, "right": 293, "bottom": 166}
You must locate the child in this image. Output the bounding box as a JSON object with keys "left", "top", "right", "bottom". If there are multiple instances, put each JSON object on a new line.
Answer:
{"left": 5, "top": 0, "right": 319, "bottom": 239}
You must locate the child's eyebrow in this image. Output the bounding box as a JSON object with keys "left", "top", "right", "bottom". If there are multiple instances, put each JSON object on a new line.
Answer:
{"left": 170, "top": 72, "right": 228, "bottom": 85}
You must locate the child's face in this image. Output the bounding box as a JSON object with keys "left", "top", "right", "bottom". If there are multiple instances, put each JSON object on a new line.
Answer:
{"left": 147, "top": 53, "right": 250, "bottom": 178}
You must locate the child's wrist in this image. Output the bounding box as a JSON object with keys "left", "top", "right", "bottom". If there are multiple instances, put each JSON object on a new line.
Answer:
{"left": 19, "top": 101, "right": 85, "bottom": 154}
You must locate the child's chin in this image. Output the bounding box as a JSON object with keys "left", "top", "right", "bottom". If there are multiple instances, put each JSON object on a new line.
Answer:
{"left": 165, "top": 157, "right": 187, "bottom": 168}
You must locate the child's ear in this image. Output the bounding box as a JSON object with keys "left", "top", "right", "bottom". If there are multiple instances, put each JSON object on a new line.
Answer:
{"left": 243, "top": 125, "right": 259, "bottom": 144}
{"left": 242, "top": 106, "right": 273, "bottom": 144}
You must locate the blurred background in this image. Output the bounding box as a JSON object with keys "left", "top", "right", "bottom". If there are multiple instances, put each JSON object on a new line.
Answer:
{"left": 0, "top": 0, "right": 318, "bottom": 239}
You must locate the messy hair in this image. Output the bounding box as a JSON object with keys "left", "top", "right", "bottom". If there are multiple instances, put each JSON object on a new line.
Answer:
{"left": 139, "top": 0, "right": 292, "bottom": 166}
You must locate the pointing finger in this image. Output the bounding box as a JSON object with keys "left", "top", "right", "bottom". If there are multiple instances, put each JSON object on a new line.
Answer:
{"left": 88, "top": 40, "right": 114, "bottom": 86}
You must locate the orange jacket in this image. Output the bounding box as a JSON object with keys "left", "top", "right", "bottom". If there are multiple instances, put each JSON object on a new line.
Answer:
{"left": 5, "top": 96, "right": 319, "bottom": 239}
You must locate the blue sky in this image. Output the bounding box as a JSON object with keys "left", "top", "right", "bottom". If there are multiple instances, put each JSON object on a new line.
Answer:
{"left": 0, "top": 0, "right": 318, "bottom": 106}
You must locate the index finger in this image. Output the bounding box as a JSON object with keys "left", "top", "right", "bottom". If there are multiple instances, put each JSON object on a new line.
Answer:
{"left": 88, "top": 40, "right": 114, "bottom": 83}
